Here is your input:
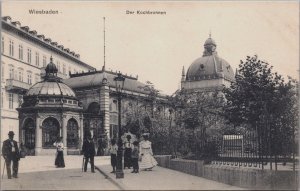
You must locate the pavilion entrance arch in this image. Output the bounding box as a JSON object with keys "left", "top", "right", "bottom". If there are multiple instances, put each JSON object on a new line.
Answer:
{"left": 42, "top": 117, "right": 60, "bottom": 148}
{"left": 67, "top": 118, "right": 79, "bottom": 148}
{"left": 23, "top": 118, "right": 35, "bottom": 155}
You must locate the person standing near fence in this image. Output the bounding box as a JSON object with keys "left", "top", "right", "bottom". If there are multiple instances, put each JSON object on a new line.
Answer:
{"left": 82, "top": 132, "right": 96, "bottom": 173}
{"left": 139, "top": 133, "right": 157, "bottom": 171}
{"left": 53, "top": 137, "right": 65, "bottom": 168}
{"left": 2, "top": 131, "right": 20, "bottom": 179}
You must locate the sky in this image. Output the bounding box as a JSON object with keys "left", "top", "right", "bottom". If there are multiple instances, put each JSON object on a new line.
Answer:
{"left": 2, "top": 1, "right": 299, "bottom": 95}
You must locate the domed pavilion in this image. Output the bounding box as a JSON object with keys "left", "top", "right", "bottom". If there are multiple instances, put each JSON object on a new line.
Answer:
{"left": 17, "top": 57, "right": 83, "bottom": 156}
{"left": 181, "top": 35, "right": 235, "bottom": 91}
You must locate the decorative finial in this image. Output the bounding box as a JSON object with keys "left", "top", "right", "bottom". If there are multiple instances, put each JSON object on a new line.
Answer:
{"left": 102, "top": 17, "right": 106, "bottom": 71}
{"left": 182, "top": 66, "right": 185, "bottom": 76}
{"left": 50, "top": 55, "right": 53, "bottom": 62}
{"left": 209, "top": 29, "right": 211, "bottom": 38}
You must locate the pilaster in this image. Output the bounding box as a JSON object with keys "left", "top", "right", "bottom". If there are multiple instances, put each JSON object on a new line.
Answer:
{"left": 79, "top": 115, "right": 84, "bottom": 150}
{"left": 62, "top": 114, "right": 68, "bottom": 155}
{"left": 35, "top": 114, "right": 42, "bottom": 155}
{"left": 100, "top": 76, "right": 110, "bottom": 146}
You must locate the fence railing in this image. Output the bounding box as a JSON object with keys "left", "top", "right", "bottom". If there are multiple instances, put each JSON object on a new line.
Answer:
{"left": 204, "top": 133, "right": 298, "bottom": 171}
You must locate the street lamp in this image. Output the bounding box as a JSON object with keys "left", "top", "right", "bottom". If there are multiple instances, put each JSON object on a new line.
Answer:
{"left": 114, "top": 72, "right": 125, "bottom": 179}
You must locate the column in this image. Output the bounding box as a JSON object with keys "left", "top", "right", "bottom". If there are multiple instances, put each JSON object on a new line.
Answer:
{"left": 62, "top": 115, "right": 67, "bottom": 155}
{"left": 79, "top": 115, "right": 84, "bottom": 150}
{"left": 19, "top": 117, "right": 23, "bottom": 144}
{"left": 100, "top": 77, "right": 110, "bottom": 152}
{"left": 35, "top": 115, "right": 42, "bottom": 155}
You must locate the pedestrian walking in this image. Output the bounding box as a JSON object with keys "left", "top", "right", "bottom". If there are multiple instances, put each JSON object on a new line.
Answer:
{"left": 2, "top": 131, "right": 20, "bottom": 179}
{"left": 139, "top": 133, "right": 157, "bottom": 171}
{"left": 131, "top": 141, "right": 139, "bottom": 173}
{"left": 53, "top": 137, "right": 65, "bottom": 168}
{"left": 82, "top": 132, "right": 96, "bottom": 173}
{"left": 124, "top": 134, "right": 133, "bottom": 169}
{"left": 108, "top": 139, "right": 118, "bottom": 173}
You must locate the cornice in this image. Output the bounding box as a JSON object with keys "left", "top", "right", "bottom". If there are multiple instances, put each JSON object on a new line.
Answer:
{"left": 2, "top": 20, "right": 95, "bottom": 70}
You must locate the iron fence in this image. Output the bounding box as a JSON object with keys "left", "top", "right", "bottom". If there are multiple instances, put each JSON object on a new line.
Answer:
{"left": 204, "top": 132, "right": 298, "bottom": 171}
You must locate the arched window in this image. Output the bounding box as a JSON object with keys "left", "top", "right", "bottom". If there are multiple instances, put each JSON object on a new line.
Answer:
{"left": 87, "top": 102, "right": 100, "bottom": 114}
{"left": 67, "top": 118, "right": 79, "bottom": 148}
{"left": 23, "top": 118, "right": 35, "bottom": 150}
{"left": 42, "top": 117, "right": 60, "bottom": 148}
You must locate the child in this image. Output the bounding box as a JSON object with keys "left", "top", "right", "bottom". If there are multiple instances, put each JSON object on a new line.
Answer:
{"left": 109, "top": 139, "right": 118, "bottom": 173}
{"left": 131, "top": 141, "right": 139, "bottom": 173}
{"left": 123, "top": 135, "right": 133, "bottom": 169}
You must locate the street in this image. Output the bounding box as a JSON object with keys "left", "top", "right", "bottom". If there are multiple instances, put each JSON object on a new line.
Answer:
{"left": 1, "top": 155, "right": 245, "bottom": 190}
{"left": 0, "top": 155, "right": 119, "bottom": 190}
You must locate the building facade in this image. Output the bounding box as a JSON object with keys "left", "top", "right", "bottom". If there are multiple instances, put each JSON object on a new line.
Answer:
{"left": 64, "top": 69, "right": 169, "bottom": 154}
{"left": 181, "top": 35, "right": 235, "bottom": 92}
{"left": 17, "top": 60, "right": 169, "bottom": 155}
{"left": 1, "top": 16, "right": 95, "bottom": 143}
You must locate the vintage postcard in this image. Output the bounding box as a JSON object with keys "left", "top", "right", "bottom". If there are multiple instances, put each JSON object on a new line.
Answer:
{"left": 0, "top": 1, "right": 299, "bottom": 190}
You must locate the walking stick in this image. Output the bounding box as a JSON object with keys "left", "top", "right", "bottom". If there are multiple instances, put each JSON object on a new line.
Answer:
{"left": 2, "top": 160, "right": 6, "bottom": 179}
{"left": 82, "top": 157, "right": 85, "bottom": 172}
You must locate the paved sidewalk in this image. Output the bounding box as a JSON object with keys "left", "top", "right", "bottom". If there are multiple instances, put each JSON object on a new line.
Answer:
{"left": 1, "top": 156, "right": 246, "bottom": 190}
{"left": 1, "top": 156, "right": 119, "bottom": 190}
{"left": 95, "top": 159, "right": 246, "bottom": 190}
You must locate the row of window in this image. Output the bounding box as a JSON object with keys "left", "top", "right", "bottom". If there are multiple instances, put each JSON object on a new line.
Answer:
{"left": 2, "top": 64, "right": 40, "bottom": 85}
{"left": 1, "top": 37, "right": 82, "bottom": 75}
{"left": 0, "top": 91, "right": 21, "bottom": 110}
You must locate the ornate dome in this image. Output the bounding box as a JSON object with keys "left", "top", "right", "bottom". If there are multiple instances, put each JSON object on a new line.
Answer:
{"left": 204, "top": 37, "right": 216, "bottom": 46}
{"left": 26, "top": 81, "right": 76, "bottom": 97}
{"left": 26, "top": 57, "right": 76, "bottom": 98}
{"left": 45, "top": 57, "right": 58, "bottom": 74}
{"left": 186, "top": 36, "right": 234, "bottom": 82}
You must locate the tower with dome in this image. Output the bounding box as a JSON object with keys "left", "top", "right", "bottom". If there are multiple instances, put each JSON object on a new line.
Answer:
{"left": 181, "top": 35, "right": 235, "bottom": 92}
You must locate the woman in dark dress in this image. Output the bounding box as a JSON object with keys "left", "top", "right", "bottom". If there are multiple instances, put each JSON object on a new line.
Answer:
{"left": 53, "top": 137, "right": 65, "bottom": 168}
{"left": 123, "top": 135, "right": 133, "bottom": 169}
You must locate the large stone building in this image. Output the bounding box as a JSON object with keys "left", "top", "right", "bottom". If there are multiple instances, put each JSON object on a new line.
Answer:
{"left": 181, "top": 35, "right": 235, "bottom": 91}
{"left": 1, "top": 16, "right": 95, "bottom": 142}
{"left": 17, "top": 59, "right": 168, "bottom": 155}
{"left": 2, "top": 16, "right": 169, "bottom": 156}
{"left": 3, "top": 15, "right": 231, "bottom": 156}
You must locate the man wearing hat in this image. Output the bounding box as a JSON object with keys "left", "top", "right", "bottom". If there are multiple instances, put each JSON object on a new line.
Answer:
{"left": 2, "top": 131, "right": 20, "bottom": 179}
{"left": 82, "top": 132, "right": 96, "bottom": 173}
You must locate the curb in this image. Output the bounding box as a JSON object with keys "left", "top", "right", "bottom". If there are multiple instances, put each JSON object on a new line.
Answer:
{"left": 95, "top": 166, "right": 126, "bottom": 190}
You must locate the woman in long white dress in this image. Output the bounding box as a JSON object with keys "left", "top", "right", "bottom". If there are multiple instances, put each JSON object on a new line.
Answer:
{"left": 139, "top": 133, "right": 157, "bottom": 171}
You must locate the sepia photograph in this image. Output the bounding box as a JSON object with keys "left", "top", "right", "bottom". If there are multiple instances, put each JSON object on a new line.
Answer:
{"left": 0, "top": 1, "right": 299, "bottom": 190}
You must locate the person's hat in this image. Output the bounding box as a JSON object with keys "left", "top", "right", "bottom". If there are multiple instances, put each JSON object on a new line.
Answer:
{"left": 8, "top": 131, "right": 15, "bottom": 136}
{"left": 126, "top": 134, "right": 131, "bottom": 139}
{"left": 142, "top": 133, "right": 150, "bottom": 137}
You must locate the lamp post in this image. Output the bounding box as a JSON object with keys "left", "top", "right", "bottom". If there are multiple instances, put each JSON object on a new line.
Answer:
{"left": 114, "top": 72, "right": 125, "bottom": 179}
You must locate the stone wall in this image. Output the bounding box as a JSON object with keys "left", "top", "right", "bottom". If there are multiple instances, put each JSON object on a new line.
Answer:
{"left": 154, "top": 155, "right": 298, "bottom": 190}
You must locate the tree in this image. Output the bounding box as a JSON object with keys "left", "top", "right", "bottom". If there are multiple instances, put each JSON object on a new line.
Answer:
{"left": 168, "top": 89, "right": 229, "bottom": 159}
{"left": 223, "top": 55, "right": 298, "bottom": 156}
{"left": 122, "top": 82, "right": 174, "bottom": 154}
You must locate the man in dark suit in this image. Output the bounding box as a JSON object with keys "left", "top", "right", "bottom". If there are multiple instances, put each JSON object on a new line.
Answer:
{"left": 82, "top": 132, "right": 96, "bottom": 173}
{"left": 2, "top": 131, "right": 20, "bottom": 179}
